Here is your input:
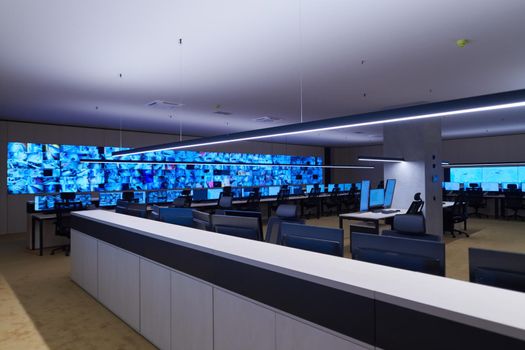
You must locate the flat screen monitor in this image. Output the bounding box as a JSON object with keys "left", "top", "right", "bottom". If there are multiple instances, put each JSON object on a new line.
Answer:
{"left": 369, "top": 189, "right": 385, "bottom": 209}
{"left": 306, "top": 184, "right": 322, "bottom": 194}
{"left": 355, "top": 182, "right": 362, "bottom": 191}
{"left": 444, "top": 182, "right": 460, "bottom": 191}
{"left": 231, "top": 188, "right": 242, "bottom": 198}
{"left": 289, "top": 185, "right": 303, "bottom": 195}
{"left": 359, "top": 180, "right": 370, "bottom": 212}
{"left": 268, "top": 186, "right": 280, "bottom": 196}
{"left": 193, "top": 188, "right": 208, "bottom": 202}
{"left": 242, "top": 187, "right": 254, "bottom": 198}
{"left": 147, "top": 191, "right": 167, "bottom": 204}
{"left": 34, "top": 194, "right": 61, "bottom": 211}
{"left": 481, "top": 182, "right": 499, "bottom": 192}
{"left": 99, "top": 192, "right": 123, "bottom": 207}
{"left": 167, "top": 190, "right": 182, "bottom": 202}
{"left": 327, "top": 184, "right": 339, "bottom": 192}
{"left": 133, "top": 191, "right": 146, "bottom": 204}
{"left": 383, "top": 179, "right": 396, "bottom": 208}
{"left": 522, "top": 183, "right": 525, "bottom": 192}
{"left": 75, "top": 193, "right": 92, "bottom": 207}
{"left": 342, "top": 183, "right": 353, "bottom": 191}
{"left": 207, "top": 188, "right": 223, "bottom": 200}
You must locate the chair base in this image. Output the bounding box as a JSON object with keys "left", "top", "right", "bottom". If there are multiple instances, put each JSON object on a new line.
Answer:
{"left": 468, "top": 211, "right": 489, "bottom": 219}
{"left": 51, "top": 245, "right": 70, "bottom": 256}
{"left": 447, "top": 229, "right": 469, "bottom": 238}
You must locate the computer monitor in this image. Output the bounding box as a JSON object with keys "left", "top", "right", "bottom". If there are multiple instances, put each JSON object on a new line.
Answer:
{"left": 342, "top": 183, "right": 353, "bottom": 191}
{"left": 359, "top": 180, "right": 370, "bottom": 212}
{"left": 133, "top": 191, "right": 146, "bottom": 204}
{"left": 34, "top": 194, "right": 61, "bottom": 211}
{"left": 207, "top": 188, "right": 223, "bottom": 200}
{"left": 522, "top": 183, "right": 525, "bottom": 192}
{"left": 268, "top": 186, "right": 280, "bottom": 196}
{"left": 60, "top": 192, "right": 76, "bottom": 202}
{"left": 167, "top": 190, "right": 182, "bottom": 202}
{"left": 481, "top": 182, "right": 499, "bottom": 192}
{"left": 355, "top": 182, "right": 362, "bottom": 191}
{"left": 327, "top": 184, "right": 339, "bottom": 192}
{"left": 242, "top": 187, "right": 254, "bottom": 198}
{"left": 289, "top": 185, "right": 303, "bottom": 195}
{"left": 383, "top": 179, "right": 396, "bottom": 208}
{"left": 147, "top": 191, "right": 168, "bottom": 204}
{"left": 193, "top": 188, "right": 208, "bottom": 202}
{"left": 99, "top": 192, "right": 123, "bottom": 207}
{"left": 369, "top": 189, "right": 385, "bottom": 209}
{"left": 444, "top": 182, "right": 460, "bottom": 191}
{"left": 231, "top": 188, "right": 242, "bottom": 199}
{"left": 75, "top": 193, "right": 92, "bottom": 207}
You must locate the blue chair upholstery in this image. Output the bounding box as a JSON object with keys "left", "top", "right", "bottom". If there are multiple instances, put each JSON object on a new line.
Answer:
{"left": 469, "top": 248, "right": 525, "bottom": 292}
{"left": 265, "top": 204, "right": 304, "bottom": 244}
{"left": 281, "top": 222, "right": 344, "bottom": 257}
{"left": 159, "top": 207, "right": 194, "bottom": 227}
{"left": 351, "top": 232, "right": 445, "bottom": 276}
{"left": 212, "top": 214, "right": 262, "bottom": 241}
{"left": 382, "top": 214, "right": 441, "bottom": 242}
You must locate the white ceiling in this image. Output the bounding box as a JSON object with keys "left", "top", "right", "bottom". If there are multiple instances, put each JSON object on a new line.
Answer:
{"left": 1, "top": 0, "right": 525, "bottom": 146}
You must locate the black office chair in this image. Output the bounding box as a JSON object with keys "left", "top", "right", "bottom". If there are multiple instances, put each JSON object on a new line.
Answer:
{"left": 406, "top": 193, "right": 424, "bottom": 215}
{"left": 504, "top": 189, "right": 525, "bottom": 221}
{"left": 341, "top": 187, "right": 358, "bottom": 212}
{"left": 382, "top": 214, "right": 441, "bottom": 242}
{"left": 301, "top": 186, "right": 321, "bottom": 218}
{"left": 151, "top": 204, "right": 161, "bottom": 221}
{"left": 270, "top": 187, "right": 290, "bottom": 214}
{"left": 192, "top": 210, "right": 213, "bottom": 231}
{"left": 241, "top": 189, "right": 262, "bottom": 211}
{"left": 469, "top": 248, "right": 525, "bottom": 293}
{"left": 124, "top": 203, "right": 148, "bottom": 218}
{"left": 212, "top": 214, "right": 262, "bottom": 241}
{"left": 266, "top": 204, "right": 305, "bottom": 244}
{"left": 122, "top": 191, "right": 137, "bottom": 203}
{"left": 51, "top": 201, "right": 83, "bottom": 256}
{"left": 466, "top": 188, "right": 488, "bottom": 218}
{"left": 443, "top": 195, "right": 469, "bottom": 238}
{"left": 115, "top": 199, "right": 130, "bottom": 214}
{"left": 217, "top": 194, "right": 233, "bottom": 210}
{"left": 171, "top": 195, "right": 192, "bottom": 208}
{"left": 223, "top": 210, "right": 263, "bottom": 238}
{"left": 323, "top": 186, "right": 341, "bottom": 216}
{"left": 280, "top": 222, "right": 344, "bottom": 257}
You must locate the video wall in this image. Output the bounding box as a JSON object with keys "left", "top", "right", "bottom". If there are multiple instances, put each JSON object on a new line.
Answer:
{"left": 7, "top": 142, "right": 323, "bottom": 194}
{"left": 450, "top": 166, "right": 525, "bottom": 184}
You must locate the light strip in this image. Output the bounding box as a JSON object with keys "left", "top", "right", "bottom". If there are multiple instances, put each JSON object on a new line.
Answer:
{"left": 79, "top": 159, "right": 374, "bottom": 169}
{"left": 358, "top": 156, "right": 405, "bottom": 163}
{"left": 112, "top": 92, "right": 525, "bottom": 157}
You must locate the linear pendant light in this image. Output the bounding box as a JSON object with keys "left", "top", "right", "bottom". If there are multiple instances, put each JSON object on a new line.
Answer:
{"left": 358, "top": 156, "right": 405, "bottom": 163}
{"left": 79, "top": 159, "right": 374, "bottom": 169}
{"left": 112, "top": 89, "right": 525, "bottom": 157}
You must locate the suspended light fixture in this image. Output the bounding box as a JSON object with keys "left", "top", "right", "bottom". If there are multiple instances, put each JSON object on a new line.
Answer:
{"left": 358, "top": 156, "right": 405, "bottom": 163}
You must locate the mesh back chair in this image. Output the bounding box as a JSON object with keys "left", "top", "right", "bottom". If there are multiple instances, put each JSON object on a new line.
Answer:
{"left": 192, "top": 210, "right": 212, "bottom": 231}
{"left": 443, "top": 195, "right": 469, "bottom": 238}
{"left": 270, "top": 187, "right": 291, "bottom": 215}
{"left": 504, "top": 189, "right": 525, "bottom": 221}
{"left": 323, "top": 186, "right": 341, "bottom": 215}
{"left": 217, "top": 195, "right": 233, "bottom": 210}
{"left": 151, "top": 205, "right": 161, "bottom": 221}
{"left": 242, "top": 191, "right": 262, "bottom": 211}
{"left": 406, "top": 193, "right": 424, "bottom": 215}
{"left": 212, "top": 215, "right": 262, "bottom": 241}
{"left": 466, "top": 188, "right": 488, "bottom": 218}
{"left": 51, "top": 201, "right": 83, "bottom": 256}
{"left": 159, "top": 207, "right": 194, "bottom": 227}
{"left": 124, "top": 203, "right": 148, "bottom": 218}
{"left": 301, "top": 187, "right": 321, "bottom": 218}
{"left": 342, "top": 188, "right": 358, "bottom": 212}
{"left": 223, "top": 210, "right": 263, "bottom": 238}
{"left": 171, "top": 195, "right": 192, "bottom": 208}
{"left": 115, "top": 199, "right": 130, "bottom": 214}
{"left": 266, "top": 204, "right": 305, "bottom": 244}
{"left": 382, "top": 214, "right": 441, "bottom": 242}
{"left": 469, "top": 248, "right": 525, "bottom": 293}
{"left": 281, "top": 222, "right": 344, "bottom": 257}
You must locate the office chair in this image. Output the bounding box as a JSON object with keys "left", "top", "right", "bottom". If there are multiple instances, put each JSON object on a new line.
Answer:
{"left": 51, "top": 201, "right": 83, "bottom": 256}
{"left": 151, "top": 205, "right": 161, "bottom": 221}
{"left": 504, "top": 189, "right": 525, "bottom": 221}
{"left": 171, "top": 195, "right": 192, "bottom": 208}
{"left": 60, "top": 192, "right": 76, "bottom": 203}
{"left": 341, "top": 187, "right": 358, "bottom": 212}
{"left": 217, "top": 194, "right": 233, "bottom": 210}
{"left": 122, "top": 191, "right": 137, "bottom": 203}
{"left": 212, "top": 215, "right": 262, "bottom": 241}
{"left": 241, "top": 190, "right": 261, "bottom": 211}
{"left": 115, "top": 199, "right": 130, "bottom": 214}
{"left": 266, "top": 204, "right": 305, "bottom": 244}
{"left": 280, "top": 222, "right": 344, "bottom": 257}
{"left": 443, "top": 196, "right": 469, "bottom": 238}
{"left": 323, "top": 186, "right": 341, "bottom": 216}
{"left": 466, "top": 188, "right": 488, "bottom": 218}
{"left": 301, "top": 186, "right": 321, "bottom": 218}
{"left": 382, "top": 214, "right": 441, "bottom": 242}
{"left": 270, "top": 187, "right": 290, "bottom": 215}
{"left": 192, "top": 210, "right": 213, "bottom": 231}
{"left": 159, "top": 207, "right": 194, "bottom": 227}
{"left": 469, "top": 248, "right": 525, "bottom": 293}
{"left": 406, "top": 193, "right": 424, "bottom": 215}
{"left": 377, "top": 180, "right": 384, "bottom": 189}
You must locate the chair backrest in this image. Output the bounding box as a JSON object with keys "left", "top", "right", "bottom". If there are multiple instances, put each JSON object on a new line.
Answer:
{"left": 245, "top": 191, "right": 261, "bottom": 208}
{"left": 504, "top": 189, "right": 523, "bottom": 208}
{"left": 329, "top": 186, "right": 340, "bottom": 198}
{"left": 281, "top": 222, "right": 344, "bottom": 256}
{"left": 308, "top": 187, "right": 321, "bottom": 198}
{"left": 171, "top": 196, "right": 192, "bottom": 208}
{"left": 56, "top": 201, "right": 83, "bottom": 236}
{"left": 223, "top": 210, "right": 263, "bottom": 236}
{"left": 115, "top": 199, "right": 130, "bottom": 214}
{"left": 192, "top": 210, "right": 212, "bottom": 231}
{"left": 212, "top": 214, "right": 262, "bottom": 241}
{"left": 218, "top": 195, "right": 233, "bottom": 209}
{"left": 351, "top": 232, "right": 445, "bottom": 276}
{"left": 276, "top": 188, "right": 290, "bottom": 203}
{"left": 122, "top": 191, "right": 136, "bottom": 202}
{"left": 469, "top": 248, "right": 525, "bottom": 293}
{"left": 151, "top": 205, "right": 161, "bottom": 221}
{"left": 124, "top": 203, "right": 148, "bottom": 218}
{"left": 406, "top": 199, "right": 424, "bottom": 215}
{"left": 265, "top": 205, "right": 305, "bottom": 243}
{"left": 391, "top": 214, "right": 426, "bottom": 235}
{"left": 159, "top": 207, "right": 194, "bottom": 227}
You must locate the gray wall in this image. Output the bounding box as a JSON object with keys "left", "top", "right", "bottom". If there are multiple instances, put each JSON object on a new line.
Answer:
{"left": 1, "top": 120, "right": 323, "bottom": 234}
{"left": 330, "top": 144, "right": 383, "bottom": 187}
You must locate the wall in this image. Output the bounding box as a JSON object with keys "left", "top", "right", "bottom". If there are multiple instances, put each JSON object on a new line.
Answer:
{"left": 330, "top": 144, "right": 383, "bottom": 187}
{"left": 1, "top": 120, "right": 323, "bottom": 234}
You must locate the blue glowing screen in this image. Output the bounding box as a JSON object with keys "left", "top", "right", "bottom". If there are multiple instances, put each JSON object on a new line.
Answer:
{"left": 451, "top": 166, "right": 525, "bottom": 184}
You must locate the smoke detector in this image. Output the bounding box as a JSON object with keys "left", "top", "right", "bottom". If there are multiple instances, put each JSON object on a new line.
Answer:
{"left": 253, "top": 116, "right": 281, "bottom": 123}
{"left": 146, "top": 100, "right": 184, "bottom": 109}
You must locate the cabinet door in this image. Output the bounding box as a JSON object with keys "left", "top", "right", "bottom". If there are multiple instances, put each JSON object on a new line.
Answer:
{"left": 98, "top": 241, "right": 140, "bottom": 331}
{"left": 276, "top": 314, "right": 369, "bottom": 350}
{"left": 171, "top": 271, "right": 213, "bottom": 350}
{"left": 70, "top": 229, "right": 98, "bottom": 297}
{"left": 140, "top": 258, "right": 171, "bottom": 350}
{"left": 213, "top": 289, "right": 275, "bottom": 350}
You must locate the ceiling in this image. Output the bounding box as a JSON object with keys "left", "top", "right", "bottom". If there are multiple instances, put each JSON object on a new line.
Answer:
{"left": 1, "top": 0, "right": 524, "bottom": 147}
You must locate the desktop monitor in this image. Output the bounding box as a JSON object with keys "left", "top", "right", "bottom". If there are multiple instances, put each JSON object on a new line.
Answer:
{"left": 75, "top": 194, "right": 92, "bottom": 207}
{"left": 193, "top": 188, "right": 208, "bottom": 202}
{"left": 327, "top": 184, "right": 339, "bottom": 193}
{"left": 383, "top": 179, "right": 396, "bottom": 208}
{"left": 306, "top": 184, "right": 322, "bottom": 194}
{"left": 289, "top": 185, "right": 303, "bottom": 195}
{"left": 355, "top": 182, "right": 362, "bottom": 191}
{"left": 134, "top": 191, "right": 146, "bottom": 204}
{"left": 268, "top": 186, "right": 280, "bottom": 196}
{"left": 481, "top": 182, "right": 499, "bottom": 192}
{"left": 231, "top": 188, "right": 242, "bottom": 199}
{"left": 342, "top": 183, "right": 353, "bottom": 192}
{"left": 34, "top": 194, "right": 61, "bottom": 211}
{"left": 522, "top": 183, "right": 525, "bottom": 192}
{"left": 369, "top": 189, "right": 385, "bottom": 209}
{"left": 242, "top": 187, "right": 254, "bottom": 198}
{"left": 147, "top": 191, "right": 168, "bottom": 204}
{"left": 207, "top": 188, "right": 223, "bottom": 200}
{"left": 444, "top": 182, "right": 460, "bottom": 191}
{"left": 359, "top": 180, "right": 370, "bottom": 212}
{"left": 99, "top": 192, "right": 123, "bottom": 207}
{"left": 167, "top": 190, "right": 182, "bottom": 202}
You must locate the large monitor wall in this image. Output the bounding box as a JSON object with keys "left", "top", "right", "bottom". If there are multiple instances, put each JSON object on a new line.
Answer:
{"left": 450, "top": 166, "right": 525, "bottom": 184}
{"left": 7, "top": 142, "right": 323, "bottom": 194}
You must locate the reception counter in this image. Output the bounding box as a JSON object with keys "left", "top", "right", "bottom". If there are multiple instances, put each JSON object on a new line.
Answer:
{"left": 70, "top": 210, "right": 525, "bottom": 350}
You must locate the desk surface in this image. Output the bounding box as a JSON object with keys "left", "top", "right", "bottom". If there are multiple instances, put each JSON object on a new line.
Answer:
{"left": 74, "top": 210, "right": 525, "bottom": 340}
{"left": 339, "top": 208, "right": 407, "bottom": 220}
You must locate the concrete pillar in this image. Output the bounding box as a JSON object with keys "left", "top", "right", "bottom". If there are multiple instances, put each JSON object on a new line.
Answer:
{"left": 383, "top": 119, "right": 443, "bottom": 236}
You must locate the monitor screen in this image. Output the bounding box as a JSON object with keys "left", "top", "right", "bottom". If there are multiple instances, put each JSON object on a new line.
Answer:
{"left": 193, "top": 188, "right": 208, "bottom": 201}
{"left": 147, "top": 191, "right": 167, "bottom": 204}
{"left": 327, "top": 184, "right": 339, "bottom": 192}
{"left": 369, "top": 189, "right": 385, "bottom": 208}
{"left": 268, "top": 186, "right": 280, "bottom": 196}
{"left": 444, "top": 182, "right": 460, "bottom": 191}
{"left": 355, "top": 182, "right": 362, "bottom": 191}
{"left": 342, "top": 183, "right": 352, "bottom": 191}
{"left": 133, "top": 191, "right": 146, "bottom": 204}
{"left": 166, "top": 190, "right": 182, "bottom": 202}
{"left": 242, "top": 187, "right": 254, "bottom": 198}
{"left": 384, "top": 179, "right": 396, "bottom": 208}
{"left": 34, "top": 194, "right": 61, "bottom": 211}
{"left": 359, "top": 180, "right": 370, "bottom": 212}
{"left": 75, "top": 193, "right": 92, "bottom": 207}
{"left": 99, "top": 192, "right": 122, "bottom": 207}
{"left": 289, "top": 185, "right": 303, "bottom": 195}
{"left": 231, "top": 188, "right": 242, "bottom": 198}
{"left": 522, "top": 183, "right": 525, "bottom": 192}
{"left": 481, "top": 182, "right": 499, "bottom": 192}
{"left": 207, "top": 188, "right": 223, "bottom": 200}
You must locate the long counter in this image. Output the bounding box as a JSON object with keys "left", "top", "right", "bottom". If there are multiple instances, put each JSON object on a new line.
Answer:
{"left": 70, "top": 210, "right": 525, "bottom": 350}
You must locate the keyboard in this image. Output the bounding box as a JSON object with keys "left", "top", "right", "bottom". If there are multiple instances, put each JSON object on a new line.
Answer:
{"left": 380, "top": 209, "right": 400, "bottom": 214}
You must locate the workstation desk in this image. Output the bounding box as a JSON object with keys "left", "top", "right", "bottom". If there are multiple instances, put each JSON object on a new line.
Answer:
{"left": 71, "top": 210, "right": 524, "bottom": 350}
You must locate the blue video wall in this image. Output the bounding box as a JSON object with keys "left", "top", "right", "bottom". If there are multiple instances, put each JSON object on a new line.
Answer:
{"left": 450, "top": 166, "right": 525, "bottom": 184}
{"left": 7, "top": 142, "right": 323, "bottom": 194}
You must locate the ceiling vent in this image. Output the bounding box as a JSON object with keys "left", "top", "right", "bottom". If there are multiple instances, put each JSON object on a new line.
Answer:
{"left": 253, "top": 116, "right": 282, "bottom": 123}
{"left": 214, "top": 111, "right": 233, "bottom": 116}
{"left": 146, "top": 100, "right": 184, "bottom": 109}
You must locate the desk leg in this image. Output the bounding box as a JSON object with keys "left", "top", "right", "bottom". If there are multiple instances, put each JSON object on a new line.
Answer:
{"left": 31, "top": 217, "right": 36, "bottom": 251}
{"left": 374, "top": 220, "right": 380, "bottom": 234}
{"left": 317, "top": 201, "right": 321, "bottom": 219}
{"left": 39, "top": 220, "right": 44, "bottom": 256}
{"left": 495, "top": 198, "right": 499, "bottom": 219}
{"left": 339, "top": 217, "right": 343, "bottom": 229}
